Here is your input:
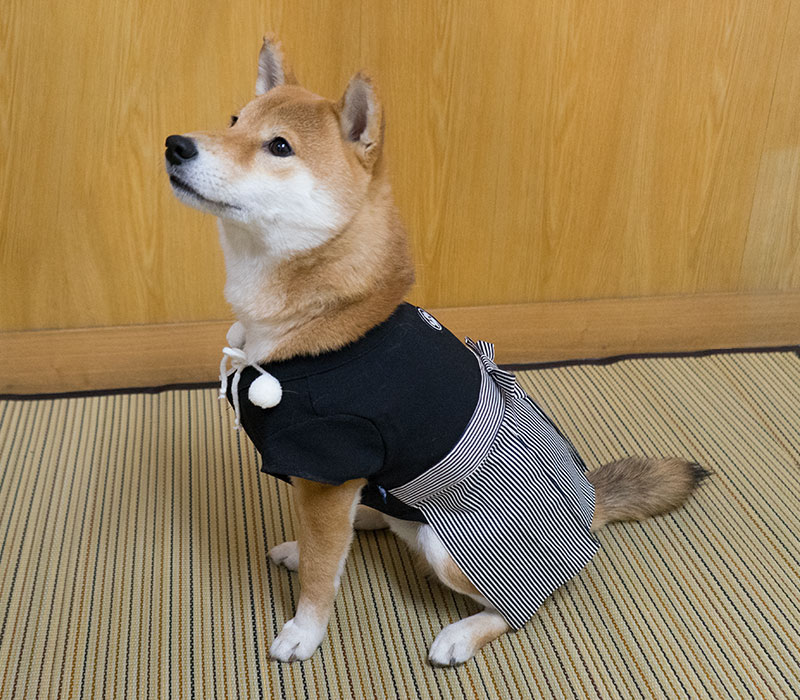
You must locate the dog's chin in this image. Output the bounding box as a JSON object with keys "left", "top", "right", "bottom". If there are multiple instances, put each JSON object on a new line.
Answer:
{"left": 169, "top": 175, "right": 244, "bottom": 219}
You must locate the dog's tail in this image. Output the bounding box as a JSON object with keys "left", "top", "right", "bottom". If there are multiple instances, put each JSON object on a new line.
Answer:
{"left": 588, "top": 457, "right": 710, "bottom": 531}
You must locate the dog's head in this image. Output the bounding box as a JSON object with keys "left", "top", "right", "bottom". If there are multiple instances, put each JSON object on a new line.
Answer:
{"left": 165, "top": 36, "right": 385, "bottom": 256}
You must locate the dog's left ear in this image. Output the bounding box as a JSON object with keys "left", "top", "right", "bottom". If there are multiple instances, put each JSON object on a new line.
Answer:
{"left": 337, "top": 72, "right": 384, "bottom": 168}
{"left": 255, "top": 35, "right": 297, "bottom": 95}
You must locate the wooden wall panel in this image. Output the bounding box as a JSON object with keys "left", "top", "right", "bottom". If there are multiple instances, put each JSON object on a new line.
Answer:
{"left": 742, "top": 0, "right": 800, "bottom": 291}
{"left": 1, "top": 0, "right": 798, "bottom": 332}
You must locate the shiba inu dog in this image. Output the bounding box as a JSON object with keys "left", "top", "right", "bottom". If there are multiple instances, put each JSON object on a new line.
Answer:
{"left": 165, "top": 36, "right": 707, "bottom": 667}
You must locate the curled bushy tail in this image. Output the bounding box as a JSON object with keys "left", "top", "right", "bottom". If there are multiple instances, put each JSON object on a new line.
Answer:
{"left": 588, "top": 457, "right": 710, "bottom": 531}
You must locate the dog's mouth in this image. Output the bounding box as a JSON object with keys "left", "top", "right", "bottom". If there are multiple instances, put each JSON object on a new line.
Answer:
{"left": 169, "top": 174, "right": 241, "bottom": 211}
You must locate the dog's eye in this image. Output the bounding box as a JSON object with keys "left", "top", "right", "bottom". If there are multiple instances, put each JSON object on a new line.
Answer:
{"left": 266, "top": 137, "right": 294, "bottom": 157}
{"left": 229, "top": 115, "right": 238, "bottom": 127}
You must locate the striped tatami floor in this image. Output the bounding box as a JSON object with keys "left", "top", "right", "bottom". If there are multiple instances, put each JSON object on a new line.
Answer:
{"left": 1, "top": 349, "right": 799, "bottom": 698}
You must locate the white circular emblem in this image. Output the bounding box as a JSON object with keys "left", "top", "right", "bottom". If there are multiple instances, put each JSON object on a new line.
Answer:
{"left": 417, "top": 307, "right": 442, "bottom": 331}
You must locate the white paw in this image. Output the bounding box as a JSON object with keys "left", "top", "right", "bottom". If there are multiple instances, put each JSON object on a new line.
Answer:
{"left": 270, "top": 618, "right": 326, "bottom": 662}
{"left": 269, "top": 541, "right": 299, "bottom": 571}
{"left": 428, "top": 621, "right": 480, "bottom": 667}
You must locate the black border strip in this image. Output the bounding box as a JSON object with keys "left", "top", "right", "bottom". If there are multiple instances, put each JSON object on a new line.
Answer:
{"left": 0, "top": 381, "right": 220, "bottom": 402}
{"left": 1, "top": 344, "right": 798, "bottom": 401}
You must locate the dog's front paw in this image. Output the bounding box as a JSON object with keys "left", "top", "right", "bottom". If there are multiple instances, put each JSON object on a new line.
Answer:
{"left": 270, "top": 618, "right": 326, "bottom": 662}
{"left": 428, "top": 620, "right": 481, "bottom": 667}
{"left": 269, "top": 540, "right": 299, "bottom": 571}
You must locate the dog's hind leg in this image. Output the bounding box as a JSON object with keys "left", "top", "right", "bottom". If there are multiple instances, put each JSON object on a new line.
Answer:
{"left": 428, "top": 608, "right": 510, "bottom": 666}
{"left": 388, "top": 518, "right": 511, "bottom": 665}
{"left": 269, "top": 477, "right": 366, "bottom": 662}
{"left": 353, "top": 504, "right": 389, "bottom": 530}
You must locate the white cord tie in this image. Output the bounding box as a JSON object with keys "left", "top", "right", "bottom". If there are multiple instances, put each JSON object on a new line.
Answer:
{"left": 219, "top": 347, "right": 282, "bottom": 429}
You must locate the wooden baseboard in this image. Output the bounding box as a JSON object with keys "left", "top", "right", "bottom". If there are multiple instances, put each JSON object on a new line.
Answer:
{"left": 1, "top": 291, "right": 798, "bottom": 394}
{"left": 434, "top": 291, "right": 800, "bottom": 365}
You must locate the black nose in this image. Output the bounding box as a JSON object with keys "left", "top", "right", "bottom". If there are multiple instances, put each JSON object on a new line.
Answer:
{"left": 165, "top": 135, "right": 198, "bottom": 165}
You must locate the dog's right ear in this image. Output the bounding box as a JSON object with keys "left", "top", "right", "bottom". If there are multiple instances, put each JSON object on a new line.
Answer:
{"left": 255, "top": 35, "right": 296, "bottom": 95}
{"left": 337, "top": 72, "right": 384, "bottom": 169}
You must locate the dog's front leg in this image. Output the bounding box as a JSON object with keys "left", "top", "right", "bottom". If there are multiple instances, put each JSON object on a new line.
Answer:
{"left": 270, "top": 477, "right": 366, "bottom": 662}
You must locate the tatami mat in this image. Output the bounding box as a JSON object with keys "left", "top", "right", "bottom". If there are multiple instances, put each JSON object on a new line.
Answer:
{"left": 1, "top": 350, "right": 799, "bottom": 698}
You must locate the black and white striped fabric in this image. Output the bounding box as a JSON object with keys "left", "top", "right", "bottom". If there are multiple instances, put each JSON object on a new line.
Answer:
{"left": 390, "top": 339, "right": 598, "bottom": 629}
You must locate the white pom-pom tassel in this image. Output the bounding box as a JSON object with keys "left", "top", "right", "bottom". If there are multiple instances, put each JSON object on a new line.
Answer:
{"left": 248, "top": 372, "right": 282, "bottom": 408}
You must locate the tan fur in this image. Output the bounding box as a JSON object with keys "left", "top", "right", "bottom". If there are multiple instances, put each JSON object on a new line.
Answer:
{"left": 292, "top": 478, "right": 366, "bottom": 620}
{"left": 439, "top": 555, "right": 481, "bottom": 598}
{"left": 461, "top": 614, "right": 510, "bottom": 654}
{"left": 267, "top": 209, "right": 413, "bottom": 359}
{"left": 233, "top": 87, "right": 362, "bottom": 181}
{"left": 589, "top": 456, "right": 708, "bottom": 530}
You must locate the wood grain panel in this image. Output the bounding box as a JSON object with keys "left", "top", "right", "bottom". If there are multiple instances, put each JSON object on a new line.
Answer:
{"left": 2, "top": 292, "right": 797, "bottom": 394}
{"left": 742, "top": 0, "right": 800, "bottom": 291}
{"left": 1, "top": 1, "right": 797, "bottom": 332}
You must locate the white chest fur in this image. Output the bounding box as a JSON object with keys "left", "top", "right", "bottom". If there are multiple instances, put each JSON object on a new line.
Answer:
{"left": 218, "top": 220, "right": 303, "bottom": 364}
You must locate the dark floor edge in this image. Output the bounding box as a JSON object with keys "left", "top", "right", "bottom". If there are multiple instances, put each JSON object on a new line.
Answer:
{"left": 0, "top": 381, "right": 220, "bottom": 401}
{"left": 2, "top": 344, "right": 798, "bottom": 401}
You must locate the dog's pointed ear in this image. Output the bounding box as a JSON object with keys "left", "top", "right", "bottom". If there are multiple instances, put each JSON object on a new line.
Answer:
{"left": 255, "top": 35, "right": 296, "bottom": 95}
{"left": 337, "top": 72, "right": 384, "bottom": 168}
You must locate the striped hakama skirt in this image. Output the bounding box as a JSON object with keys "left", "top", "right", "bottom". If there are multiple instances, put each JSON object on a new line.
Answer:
{"left": 389, "top": 339, "right": 599, "bottom": 629}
